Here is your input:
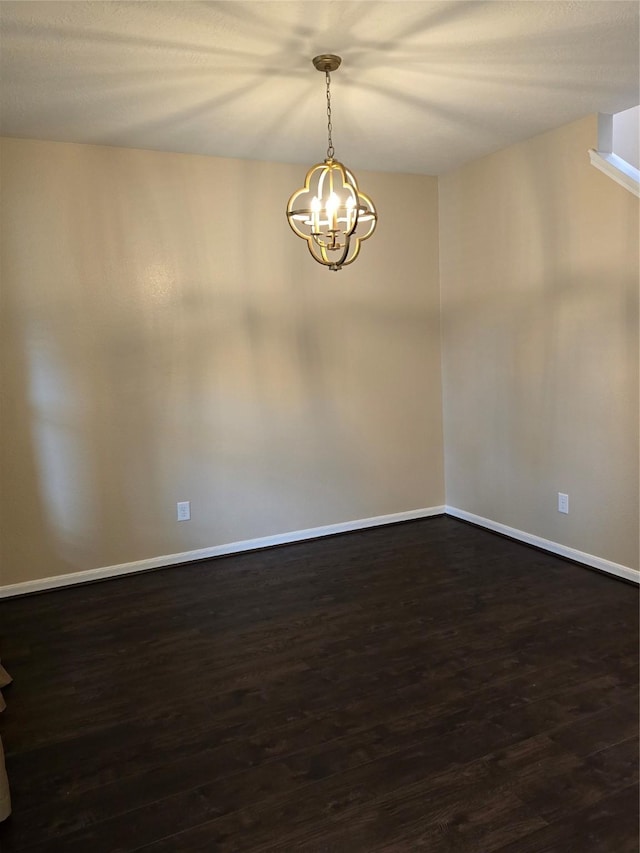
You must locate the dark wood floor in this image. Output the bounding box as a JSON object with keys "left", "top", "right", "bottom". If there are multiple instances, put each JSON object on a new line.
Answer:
{"left": 0, "top": 516, "right": 637, "bottom": 852}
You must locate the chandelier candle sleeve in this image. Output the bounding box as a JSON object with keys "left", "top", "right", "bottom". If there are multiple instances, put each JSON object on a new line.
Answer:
{"left": 286, "top": 55, "right": 377, "bottom": 271}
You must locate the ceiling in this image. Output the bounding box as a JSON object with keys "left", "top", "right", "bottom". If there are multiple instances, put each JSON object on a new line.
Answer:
{"left": 1, "top": 1, "right": 638, "bottom": 175}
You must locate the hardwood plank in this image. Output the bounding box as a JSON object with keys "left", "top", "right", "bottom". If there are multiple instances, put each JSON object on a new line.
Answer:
{"left": 0, "top": 516, "right": 637, "bottom": 852}
{"left": 491, "top": 784, "right": 639, "bottom": 853}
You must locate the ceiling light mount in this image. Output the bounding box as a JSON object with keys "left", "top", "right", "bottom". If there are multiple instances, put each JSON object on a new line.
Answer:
{"left": 286, "top": 55, "right": 377, "bottom": 271}
{"left": 312, "top": 54, "right": 342, "bottom": 73}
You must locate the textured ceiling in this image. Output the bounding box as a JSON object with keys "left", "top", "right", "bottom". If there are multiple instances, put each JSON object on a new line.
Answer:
{"left": 1, "top": 1, "right": 638, "bottom": 175}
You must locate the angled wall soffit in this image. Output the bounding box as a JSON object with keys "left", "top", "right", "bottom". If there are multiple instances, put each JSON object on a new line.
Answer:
{"left": 589, "top": 113, "right": 640, "bottom": 197}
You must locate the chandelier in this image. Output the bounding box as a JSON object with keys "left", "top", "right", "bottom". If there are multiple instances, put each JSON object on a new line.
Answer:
{"left": 286, "top": 55, "right": 377, "bottom": 271}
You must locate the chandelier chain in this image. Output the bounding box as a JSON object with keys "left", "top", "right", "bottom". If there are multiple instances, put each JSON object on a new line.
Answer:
{"left": 325, "top": 70, "right": 334, "bottom": 160}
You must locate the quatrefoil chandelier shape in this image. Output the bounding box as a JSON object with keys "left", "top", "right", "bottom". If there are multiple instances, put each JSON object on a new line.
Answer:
{"left": 286, "top": 55, "right": 378, "bottom": 271}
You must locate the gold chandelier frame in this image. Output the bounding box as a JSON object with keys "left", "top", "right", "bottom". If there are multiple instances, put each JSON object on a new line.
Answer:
{"left": 286, "top": 55, "right": 378, "bottom": 271}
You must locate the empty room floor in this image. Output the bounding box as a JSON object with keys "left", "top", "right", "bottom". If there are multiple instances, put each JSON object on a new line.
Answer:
{"left": 0, "top": 515, "right": 638, "bottom": 852}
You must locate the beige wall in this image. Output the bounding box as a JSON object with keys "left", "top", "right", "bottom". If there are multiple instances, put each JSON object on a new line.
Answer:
{"left": 0, "top": 138, "right": 444, "bottom": 586}
{"left": 2, "top": 117, "right": 638, "bottom": 589}
{"left": 439, "top": 115, "right": 639, "bottom": 570}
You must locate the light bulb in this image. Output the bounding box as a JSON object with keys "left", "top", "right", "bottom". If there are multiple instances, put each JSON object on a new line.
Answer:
{"left": 345, "top": 196, "right": 355, "bottom": 231}
{"left": 311, "top": 196, "right": 321, "bottom": 233}
{"left": 326, "top": 192, "right": 339, "bottom": 231}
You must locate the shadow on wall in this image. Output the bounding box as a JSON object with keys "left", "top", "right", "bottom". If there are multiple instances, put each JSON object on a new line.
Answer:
{"left": 1, "top": 145, "right": 440, "bottom": 585}
{"left": 441, "top": 135, "right": 638, "bottom": 562}
{"left": 0, "top": 281, "right": 69, "bottom": 585}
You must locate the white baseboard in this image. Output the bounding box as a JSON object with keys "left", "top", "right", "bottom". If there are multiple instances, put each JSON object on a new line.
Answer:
{"left": 446, "top": 506, "right": 639, "bottom": 585}
{"left": 0, "top": 506, "right": 446, "bottom": 599}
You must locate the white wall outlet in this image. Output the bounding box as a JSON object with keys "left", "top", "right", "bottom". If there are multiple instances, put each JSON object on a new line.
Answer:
{"left": 558, "top": 493, "right": 569, "bottom": 514}
{"left": 177, "top": 501, "right": 191, "bottom": 521}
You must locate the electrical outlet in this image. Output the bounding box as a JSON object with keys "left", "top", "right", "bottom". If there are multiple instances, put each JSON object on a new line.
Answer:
{"left": 177, "top": 501, "right": 191, "bottom": 521}
{"left": 558, "top": 493, "right": 569, "bottom": 514}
